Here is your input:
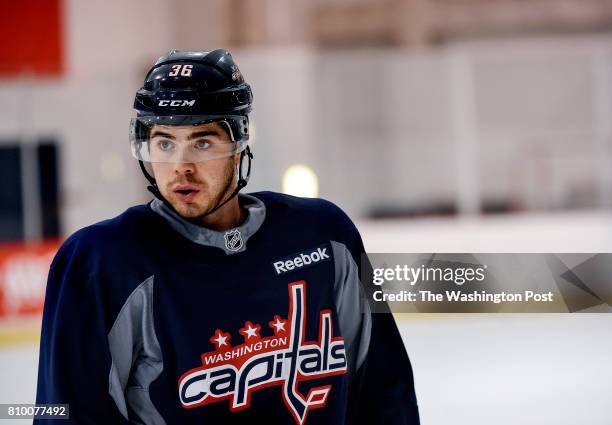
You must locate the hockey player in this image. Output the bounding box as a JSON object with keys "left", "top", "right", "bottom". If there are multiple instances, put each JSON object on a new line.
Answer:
{"left": 35, "top": 49, "right": 420, "bottom": 424}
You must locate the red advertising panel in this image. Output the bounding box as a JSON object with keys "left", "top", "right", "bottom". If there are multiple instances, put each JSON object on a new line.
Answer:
{"left": 0, "top": 240, "right": 61, "bottom": 319}
{"left": 0, "top": 0, "right": 64, "bottom": 76}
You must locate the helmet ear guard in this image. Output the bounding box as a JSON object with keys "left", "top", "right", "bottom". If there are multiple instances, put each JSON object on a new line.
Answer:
{"left": 237, "top": 146, "right": 254, "bottom": 189}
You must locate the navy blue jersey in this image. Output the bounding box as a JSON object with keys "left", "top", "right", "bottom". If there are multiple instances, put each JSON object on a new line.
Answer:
{"left": 35, "top": 191, "right": 419, "bottom": 424}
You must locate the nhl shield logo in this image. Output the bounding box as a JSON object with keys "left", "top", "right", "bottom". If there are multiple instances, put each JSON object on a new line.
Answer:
{"left": 224, "top": 229, "right": 243, "bottom": 252}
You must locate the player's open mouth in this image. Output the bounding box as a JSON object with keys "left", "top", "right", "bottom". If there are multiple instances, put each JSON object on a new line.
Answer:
{"left": 173, "top": 186, "right": 200, "bottom": 202}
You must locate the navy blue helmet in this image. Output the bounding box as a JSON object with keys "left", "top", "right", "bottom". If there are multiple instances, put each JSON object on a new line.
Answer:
{"left": 132, "top": 48, "right": 253, "bottom": 144}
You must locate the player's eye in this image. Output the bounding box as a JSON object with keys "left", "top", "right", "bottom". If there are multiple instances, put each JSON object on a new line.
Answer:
{"left": 194, "top": 140, "right": 211, "bottom": 150}
{"left": 157, "top": 139, "right": 175, "bottom": 151}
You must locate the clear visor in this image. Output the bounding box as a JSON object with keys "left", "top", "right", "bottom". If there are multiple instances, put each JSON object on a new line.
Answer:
{"left": 129, "top": 116, "right": 247, "bottom": 163}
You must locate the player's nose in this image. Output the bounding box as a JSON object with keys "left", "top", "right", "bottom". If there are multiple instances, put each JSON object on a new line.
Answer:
{"left": 173, "top": 161, "right": 195, "bottom": 174}
{"left": 173, "top": 145, "right": 195, "bottom": 174}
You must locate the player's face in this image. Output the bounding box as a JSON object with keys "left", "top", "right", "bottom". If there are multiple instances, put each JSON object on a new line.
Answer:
{"left": 149, "top": 122, "right": 240, "bottom": 219}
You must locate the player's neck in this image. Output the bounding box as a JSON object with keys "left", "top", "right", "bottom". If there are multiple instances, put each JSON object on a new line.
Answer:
{"left": 198, "top": 196, "right": 246, "bottom": 232}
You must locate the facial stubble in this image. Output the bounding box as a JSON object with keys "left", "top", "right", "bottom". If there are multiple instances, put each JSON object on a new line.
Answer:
{"left": 172, "top": 158, "right": 237, "bottom": 220}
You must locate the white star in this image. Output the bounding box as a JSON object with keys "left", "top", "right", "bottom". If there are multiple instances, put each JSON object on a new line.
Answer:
{"left": 214, "top": 333, "right": 228, "bottom": 346}
{"left": 244, "top": 325, "right": 258, "bottom": 338}
{"left": 272, "top": 318, "right": 286, "bottom": 333}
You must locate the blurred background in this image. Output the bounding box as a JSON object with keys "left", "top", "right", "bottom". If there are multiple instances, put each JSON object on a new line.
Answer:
{"left": 0, "top": 0, "right": 611, "bottom": 424}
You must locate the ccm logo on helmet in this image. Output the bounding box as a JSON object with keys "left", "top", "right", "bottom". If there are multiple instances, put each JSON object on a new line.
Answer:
{"left": 158, "top": 99, "right": 196, "bottom": 107}
{"left": 273, "top": 245, "right": 331, "bottom": 275}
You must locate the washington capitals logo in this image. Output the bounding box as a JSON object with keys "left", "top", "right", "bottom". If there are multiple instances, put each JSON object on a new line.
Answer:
{"left": 177, "top": 281, "right": 347, "bottom": 424}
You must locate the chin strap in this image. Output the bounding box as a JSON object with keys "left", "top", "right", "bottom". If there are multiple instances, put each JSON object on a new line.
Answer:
{"left": 138, "top": 146, "right": 253, "bottom": 218}
{"left": 138, "top": 159, "right": 177, "bottom": 213}
{"left": 202, "top": 146, "right": 253, "bottom": 216}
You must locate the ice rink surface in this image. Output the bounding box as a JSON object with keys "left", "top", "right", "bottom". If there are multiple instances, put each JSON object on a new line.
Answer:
{"left": 399, "top": 313, "right": 612, "bottom": 425}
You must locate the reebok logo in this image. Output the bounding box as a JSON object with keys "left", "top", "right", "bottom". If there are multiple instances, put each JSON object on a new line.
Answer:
{"left": 273, "top": 245, "right": 331, "bottom": 275}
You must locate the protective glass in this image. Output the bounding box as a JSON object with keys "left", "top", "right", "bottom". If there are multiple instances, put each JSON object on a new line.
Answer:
{"left": 129, "top": 116, "right": 247, "bottom": 163}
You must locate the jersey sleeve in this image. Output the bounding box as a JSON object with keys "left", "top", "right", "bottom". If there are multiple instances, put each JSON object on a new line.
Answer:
{"left": 34, "top": 237, "right": 131, "bottom": 425}
{"left": 329, "top": 206, "right": 420, "bottom": 425}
